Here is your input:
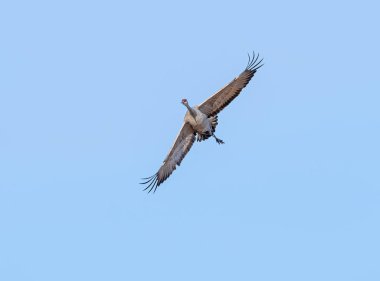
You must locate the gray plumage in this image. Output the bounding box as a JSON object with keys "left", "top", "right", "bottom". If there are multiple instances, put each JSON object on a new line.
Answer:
{"left": 141, "top": 52, "right": 263, "bottom": 192}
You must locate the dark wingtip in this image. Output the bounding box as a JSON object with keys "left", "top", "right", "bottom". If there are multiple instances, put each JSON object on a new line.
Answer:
{"left": 141, "top": 173, "right": 159, "bottom": 193}
{"left": 246, "top": 52, "right": 251, "bottom": 69}
{"left": 246, "top": 51, "right": 264, "bottom": 71}
{"left": 141, "top": 174, "right": 155, "bottom": 180}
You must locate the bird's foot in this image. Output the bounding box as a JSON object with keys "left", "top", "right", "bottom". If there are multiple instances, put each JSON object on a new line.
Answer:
{"left": 213, "top": 135, "right": 224, "bottom": 145}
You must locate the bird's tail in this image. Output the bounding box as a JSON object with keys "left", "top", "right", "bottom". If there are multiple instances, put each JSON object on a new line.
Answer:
{"left": 196, "top": 116, "right": 219, "bottom": 142}
{"left": 197, "top": 132, "right": 211, "bottom": 142}
{"left": 211, "top": 115, "right": 218, "bottom": 133}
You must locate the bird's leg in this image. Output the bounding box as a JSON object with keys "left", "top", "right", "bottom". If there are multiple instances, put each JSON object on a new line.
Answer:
{"left": 212, "top": 134, "right": 224, "bottom": 145}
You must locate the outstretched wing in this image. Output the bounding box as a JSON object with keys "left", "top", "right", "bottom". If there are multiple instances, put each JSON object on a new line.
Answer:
{"left": 141, "top": 123, "right": 196, "bottom": 193}
{"left": 198, "top": 52, "right": 263, "bottom": 117}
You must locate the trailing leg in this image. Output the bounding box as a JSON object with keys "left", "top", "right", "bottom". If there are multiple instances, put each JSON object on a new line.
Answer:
{"left": 212, "top": 134, "right": 224, "bottom": 144}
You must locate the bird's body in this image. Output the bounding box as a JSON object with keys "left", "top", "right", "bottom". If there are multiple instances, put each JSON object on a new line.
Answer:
{"left": 183, "top": 106, "right": 217, "bottom": 142}
{"left": 184, "top": 106, "right": 209, "bottom": 133}
{"left": 141, "top": 52, "right": 263, "bottom": 192}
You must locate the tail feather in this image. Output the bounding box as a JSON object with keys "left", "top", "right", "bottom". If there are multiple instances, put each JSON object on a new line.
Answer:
{"left": 197, "top": 115, "right": 219, "bottom": 142}
{"left": 197, "top": 132, "right": 211, "bottom": 142}
{"left": 211, "top": 115, "right": 218, "bottom": 133}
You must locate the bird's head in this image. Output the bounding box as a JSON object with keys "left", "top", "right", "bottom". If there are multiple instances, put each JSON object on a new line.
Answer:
{"left": 181, "top": 98, "right": 188, "bottom": 105}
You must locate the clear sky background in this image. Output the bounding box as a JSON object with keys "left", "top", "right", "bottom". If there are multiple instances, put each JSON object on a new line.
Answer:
{"left": 1, "top": 0, "right": 379, "bottom": 280}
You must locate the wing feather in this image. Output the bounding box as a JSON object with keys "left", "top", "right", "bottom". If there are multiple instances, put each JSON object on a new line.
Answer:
{"left": 141, "top": 123, "right": 195, "bottom": 193}
{"left": 198, "top": 52, "right": 263, "bottom": 117}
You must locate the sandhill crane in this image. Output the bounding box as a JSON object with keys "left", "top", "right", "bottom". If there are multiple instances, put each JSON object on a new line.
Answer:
{"left": 141, "top": 52, "right": 263, "bottom": 192}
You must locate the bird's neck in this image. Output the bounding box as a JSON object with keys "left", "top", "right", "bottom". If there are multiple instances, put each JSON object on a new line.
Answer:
{"left": 185, "top": 103, "right": 197, "bottom": 118}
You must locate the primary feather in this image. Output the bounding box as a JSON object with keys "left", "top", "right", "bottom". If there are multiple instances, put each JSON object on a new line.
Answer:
{"left": 141, "top": 52, "right": 263, "bottom": 192}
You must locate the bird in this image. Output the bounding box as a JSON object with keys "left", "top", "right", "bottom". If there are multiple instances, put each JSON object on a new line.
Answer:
{"left": 141, "top": 52, "right": 263, "bottom": 193}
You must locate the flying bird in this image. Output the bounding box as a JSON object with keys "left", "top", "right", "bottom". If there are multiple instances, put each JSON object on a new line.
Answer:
{"left": 141, "top": 52, "right": 263, "bottom": 192}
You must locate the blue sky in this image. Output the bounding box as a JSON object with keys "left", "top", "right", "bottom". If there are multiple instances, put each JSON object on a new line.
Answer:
{"left": 1, "top": 0, "right": 379, "bottom": 280}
